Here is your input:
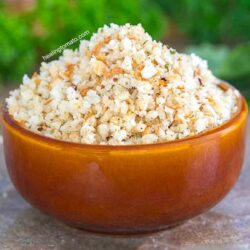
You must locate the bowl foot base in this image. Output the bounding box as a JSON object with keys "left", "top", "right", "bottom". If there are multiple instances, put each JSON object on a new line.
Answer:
{"left": 64, "top": 221, "right": 185, "bottom": 236}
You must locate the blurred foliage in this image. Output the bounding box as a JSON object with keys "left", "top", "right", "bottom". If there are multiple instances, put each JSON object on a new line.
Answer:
{"left": 156, "top": 0, "right": 250, "bottom": 44}
{"left": 0, "top": 0, "right": 166, "bottom": 84}
{"left": 219, "top": 43, "right": 250, "bottom": 80}
{"left": 0, "top": 11, "right": 36, "bottom": 83}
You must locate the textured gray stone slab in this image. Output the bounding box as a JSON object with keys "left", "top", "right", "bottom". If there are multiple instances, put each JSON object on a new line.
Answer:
{"left": 0, "top": 127, "right": 250, "bottom": 250}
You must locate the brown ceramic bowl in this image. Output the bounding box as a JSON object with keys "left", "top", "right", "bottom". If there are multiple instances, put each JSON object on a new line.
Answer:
{"left": 1, "top": 88, "right": 248, "bottom": 234}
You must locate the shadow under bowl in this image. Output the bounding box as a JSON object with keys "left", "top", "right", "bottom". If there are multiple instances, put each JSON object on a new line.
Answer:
{"left": 1, "top": 89, "right": 248, "bottom": 234}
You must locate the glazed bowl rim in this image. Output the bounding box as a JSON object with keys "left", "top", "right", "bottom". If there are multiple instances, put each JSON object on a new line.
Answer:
{"left": 1, "top": 83, "right": 248, "bottom": 150}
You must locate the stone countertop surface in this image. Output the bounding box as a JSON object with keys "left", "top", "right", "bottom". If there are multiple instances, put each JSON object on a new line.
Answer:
{"left": 0, "top": 129, "right": 249, "bottom": 250}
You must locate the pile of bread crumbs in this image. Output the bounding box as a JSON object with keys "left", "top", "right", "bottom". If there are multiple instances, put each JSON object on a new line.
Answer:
{"left": 6, "top": 23, "right": 239, "bottom": 145}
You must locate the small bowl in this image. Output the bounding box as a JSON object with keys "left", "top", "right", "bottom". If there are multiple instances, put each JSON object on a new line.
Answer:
{"left": 1, "top": 87, "right": 248, "bottom": 234}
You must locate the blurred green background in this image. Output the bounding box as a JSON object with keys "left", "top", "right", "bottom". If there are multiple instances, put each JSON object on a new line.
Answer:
{"left": 0, "top": 0, "right": 249, "bottom": 101}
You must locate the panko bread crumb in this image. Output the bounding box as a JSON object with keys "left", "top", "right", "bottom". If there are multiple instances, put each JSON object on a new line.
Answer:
{"left": 6, "top": 23, "right": 239, "bottom": 145}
